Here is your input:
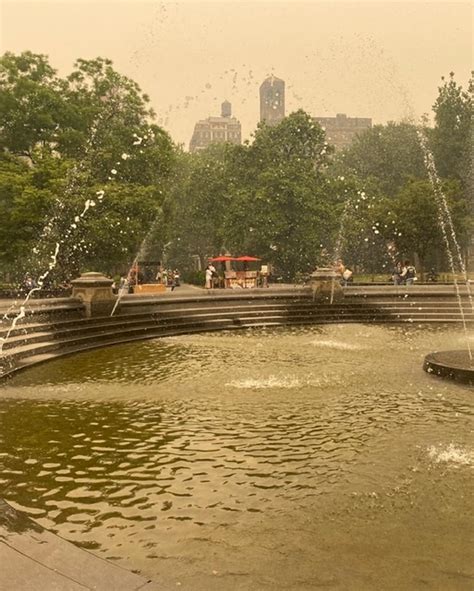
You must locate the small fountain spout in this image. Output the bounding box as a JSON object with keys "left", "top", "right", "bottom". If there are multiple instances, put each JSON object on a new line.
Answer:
{"left": 310, "top": 268, "right": 344, "bottom": 303}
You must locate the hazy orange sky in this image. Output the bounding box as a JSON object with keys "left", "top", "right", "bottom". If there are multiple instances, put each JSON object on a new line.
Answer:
{"left": 1, "top": 1, "right": 472, "bottom": 148}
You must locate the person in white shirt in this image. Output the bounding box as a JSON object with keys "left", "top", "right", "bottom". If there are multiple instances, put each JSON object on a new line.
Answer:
{"left": 205, "top": 265, "right": 213, "bottom": 289}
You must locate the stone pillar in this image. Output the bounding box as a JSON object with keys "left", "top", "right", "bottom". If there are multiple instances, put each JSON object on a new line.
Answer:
{"left": 71, "top": 272, "right": 116, "bottom": 317}
{"left": 310, "top": 267, "right": 343, "bottom": 303}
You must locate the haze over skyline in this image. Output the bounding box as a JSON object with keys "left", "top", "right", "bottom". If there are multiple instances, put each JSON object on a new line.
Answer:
{"left": 1, "top": 0, "right": 472, "bottom": 148}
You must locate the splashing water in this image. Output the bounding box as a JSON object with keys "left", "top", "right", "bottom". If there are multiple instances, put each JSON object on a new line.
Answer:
{"left": 0, "top": 123, "right": 153, "bottom": 361}
{"left": 110, "top": 203, "right": 164, "bottom": 317}
{"left": 417, "top": 127, "right": 473, "bottom": 364}
{"left": 0, "top": 243, "right": 60, "bottom": 355}
{"left": 0, "top": 306, "right": 25, "bottom": 355}
{"left": 329, "top": 182, "right": 402, "bottom": 294}
{"left": 225, "top": 375, "right": 307, "bottom": 389}
{"left": 310, "top": 339, "right": 362, "bottom": 351}
{"left": 427, "top": 443, "right": 474, "bottom": 467}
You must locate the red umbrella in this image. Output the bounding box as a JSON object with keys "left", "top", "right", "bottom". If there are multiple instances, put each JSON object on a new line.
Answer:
{"left": 209, "top": 255, "right": 236, "bottom": 262}
{"left": 234, "top": 256, "right": 261, "bottom": 262}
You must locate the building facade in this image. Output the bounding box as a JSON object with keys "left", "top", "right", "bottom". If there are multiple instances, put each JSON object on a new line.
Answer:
{"left": 313, "top": 113, "right": 372, "bottom": 151}
{"left": 189, "top": 101, "right": 242, "bottom": 152}
{"left": 259, "top": 75, "right": 285, "bottom": 126}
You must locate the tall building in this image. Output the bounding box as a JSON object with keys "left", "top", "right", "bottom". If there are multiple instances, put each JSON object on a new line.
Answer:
{"left": 189, "top": 101, "right": 242, "bottom": 152}
{"left": 313, "top": 113, "right": 372, "bottom": 151}
{"left": 259, "top": 75, "right": 285, "bottom": 126}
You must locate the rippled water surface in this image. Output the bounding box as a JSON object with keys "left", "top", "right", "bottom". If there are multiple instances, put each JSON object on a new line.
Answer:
{"left": 1, "top": 325, "right": 473, "bottom": 590}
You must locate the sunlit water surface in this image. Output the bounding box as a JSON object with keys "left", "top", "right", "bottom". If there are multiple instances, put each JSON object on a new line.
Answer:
{"left": 0, "top": 324, "right": 473, "bottom": 590}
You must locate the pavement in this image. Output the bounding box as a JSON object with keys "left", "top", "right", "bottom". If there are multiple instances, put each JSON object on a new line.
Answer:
{"left": 0, "top": 498, "right": 159, "bottom": 590}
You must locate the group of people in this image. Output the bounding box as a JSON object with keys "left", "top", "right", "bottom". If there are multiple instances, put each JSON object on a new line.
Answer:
{"left": 334, "top": 258, "right": 419, "bottom": 286}
{"left": 205, "top": 263, "right": 218, "bottom": 289}
{"left": 114, "top": 267, "right": 181, "bottom": 293}
{"left": 155, "top": 268, "right": 181, "bottom": 290}
{"left": 391, "top": 260, "right": 417, "bottom": 285}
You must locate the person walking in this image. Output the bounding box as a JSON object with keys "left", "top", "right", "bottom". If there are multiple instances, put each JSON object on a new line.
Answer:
{"left": 173, "top": 269, "right": 180, "bottom": 287}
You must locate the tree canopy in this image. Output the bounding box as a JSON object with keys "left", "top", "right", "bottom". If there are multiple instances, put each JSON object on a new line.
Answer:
{"left": 0, "top": 53, "right": 472, "bottom": 285}
{"left": 0, "top": 52, "right": 175, "bottom": 282}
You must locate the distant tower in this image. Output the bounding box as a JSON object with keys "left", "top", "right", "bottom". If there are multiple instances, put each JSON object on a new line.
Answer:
{"left": 221, "top": 100, "right": 232, "bottom": 118}
{"left": 189, "top": 100, "right": 242, "bottom": 153}
{"left": 259, "top": 75, "right": 285, "bottom": 125}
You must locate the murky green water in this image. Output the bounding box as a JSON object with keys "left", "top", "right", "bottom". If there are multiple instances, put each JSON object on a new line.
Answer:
{"left": 1, "top": 324, "right": 473, "bottom": 590}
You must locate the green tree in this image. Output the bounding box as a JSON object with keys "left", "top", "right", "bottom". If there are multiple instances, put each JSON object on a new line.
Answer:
{"left": 64, "top": 57, "right": 175, "bottom": 183}
{"left": 0, "top": 53, "right": 176, "bottom": 283}
{"left": 249, "top": 109, "right": 333, "bottom": 172}
{"left": 0, "top": 52, "right": 175, "bottom": 182}
{"left": 333, "top": 122, "right": 426, "bottom": 197}
{"left": 380, "top": 178, "right": 471, "bottom": 274}
{"left": 0, "top": 51, "right": 69, "bottom": 163}
{"left": 332, "top": 180, "right": 397, "bottom": 276}
{"left": 159, "top": 145, "right": 234, "bottom": 270}
{"left": 220, "top": 111, "right": 337, "bottom": 279}
{"left": 430, "top": 71, "right": 473, "bottom": 189}
{"left": 0, "top": 153, "right": 62, "bottom": 278}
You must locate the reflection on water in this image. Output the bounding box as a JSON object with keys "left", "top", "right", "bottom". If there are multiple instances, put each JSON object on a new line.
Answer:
{"left": 0, "top": 325, "right": 473, "bottom": 590}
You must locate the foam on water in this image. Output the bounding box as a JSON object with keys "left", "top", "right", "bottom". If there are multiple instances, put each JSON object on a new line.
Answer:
{"left": 226, "top": 375, "right": 306, "bottom": 389}
{"left": 427, "top": 443, "right": 474, "bottom": 467}
{"left": 309, "top": 339, "right": 362, "bottom": 351}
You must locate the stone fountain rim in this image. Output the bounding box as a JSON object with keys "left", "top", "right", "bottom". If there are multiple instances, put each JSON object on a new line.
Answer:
{"left": 423, "top": 349, "right": 474, "bottom": 385}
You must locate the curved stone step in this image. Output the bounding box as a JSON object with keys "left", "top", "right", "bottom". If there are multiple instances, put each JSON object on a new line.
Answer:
{"left": 1, "top": 288, "right": 473, "bottom": 379}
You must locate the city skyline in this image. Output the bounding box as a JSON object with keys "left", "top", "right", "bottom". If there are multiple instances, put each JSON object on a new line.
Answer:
{"left": 1, "top": 1, "right": 471, "bottom": 146}
{"left": 189, "top": 76, "right": 373, "bottom": 152}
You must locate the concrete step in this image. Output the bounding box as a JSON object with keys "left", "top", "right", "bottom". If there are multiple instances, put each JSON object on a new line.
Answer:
{"left": 2, "top": 305, "right": 473, "bottom": 352}
{"left": 1, "top": 300, "right": 471, "bottom": 339}
{"left": 2, "top": 317, "right": 239, "bottom": 361}
{"left": 4, "top": 308, "right": 473, "bottom": 361}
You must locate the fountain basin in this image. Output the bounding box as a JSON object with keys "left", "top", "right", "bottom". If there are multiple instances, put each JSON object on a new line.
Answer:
{"left": 1, "top": 324, "right": 472, "bottom": 590}
{"left": 423, "top": 350, "right": 474, "bottom": 385}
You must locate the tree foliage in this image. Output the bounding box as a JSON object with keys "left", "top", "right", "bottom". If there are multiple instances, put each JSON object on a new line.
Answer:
{"left": 0, "top": 51, "right": 67, "bottom": 162}
{"left": 0, "top": 52, "right": 174, "bottom": 282}
{"left": 430, "top": 71, "right": 473, "bottom": 190}
{"left": 1, "top": 52, "right": 472, "bottom": 285}
{"left": 333, "top": 122, "right": 426, "bottom": 197}
{"left": 384, "top": 179, "right": 471, "bottom": 272}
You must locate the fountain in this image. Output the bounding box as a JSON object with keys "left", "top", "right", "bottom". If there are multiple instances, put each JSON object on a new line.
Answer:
{"left": 0, "top": 37, "right": 472, "bottom": 591}
{"left": 423, "top": 349, "right": 473, "bottom": 385}
{"left": 310, "top": 267, "right": 343, "bottom": 303}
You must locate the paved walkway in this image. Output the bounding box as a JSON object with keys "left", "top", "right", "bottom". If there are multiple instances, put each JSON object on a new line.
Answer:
{"left": 0, "top": 499, "right": 159, "bottom": 590}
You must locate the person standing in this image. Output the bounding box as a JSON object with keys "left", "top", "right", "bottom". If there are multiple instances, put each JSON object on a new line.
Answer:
{"left": 205, "top": 265, "right": 213, "bottom": 290}
{"left": 208, "top": 263, "right": 218, "bottom": 288}
{"left": 173, "top": 269, "right": 180, "bottom": 287}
